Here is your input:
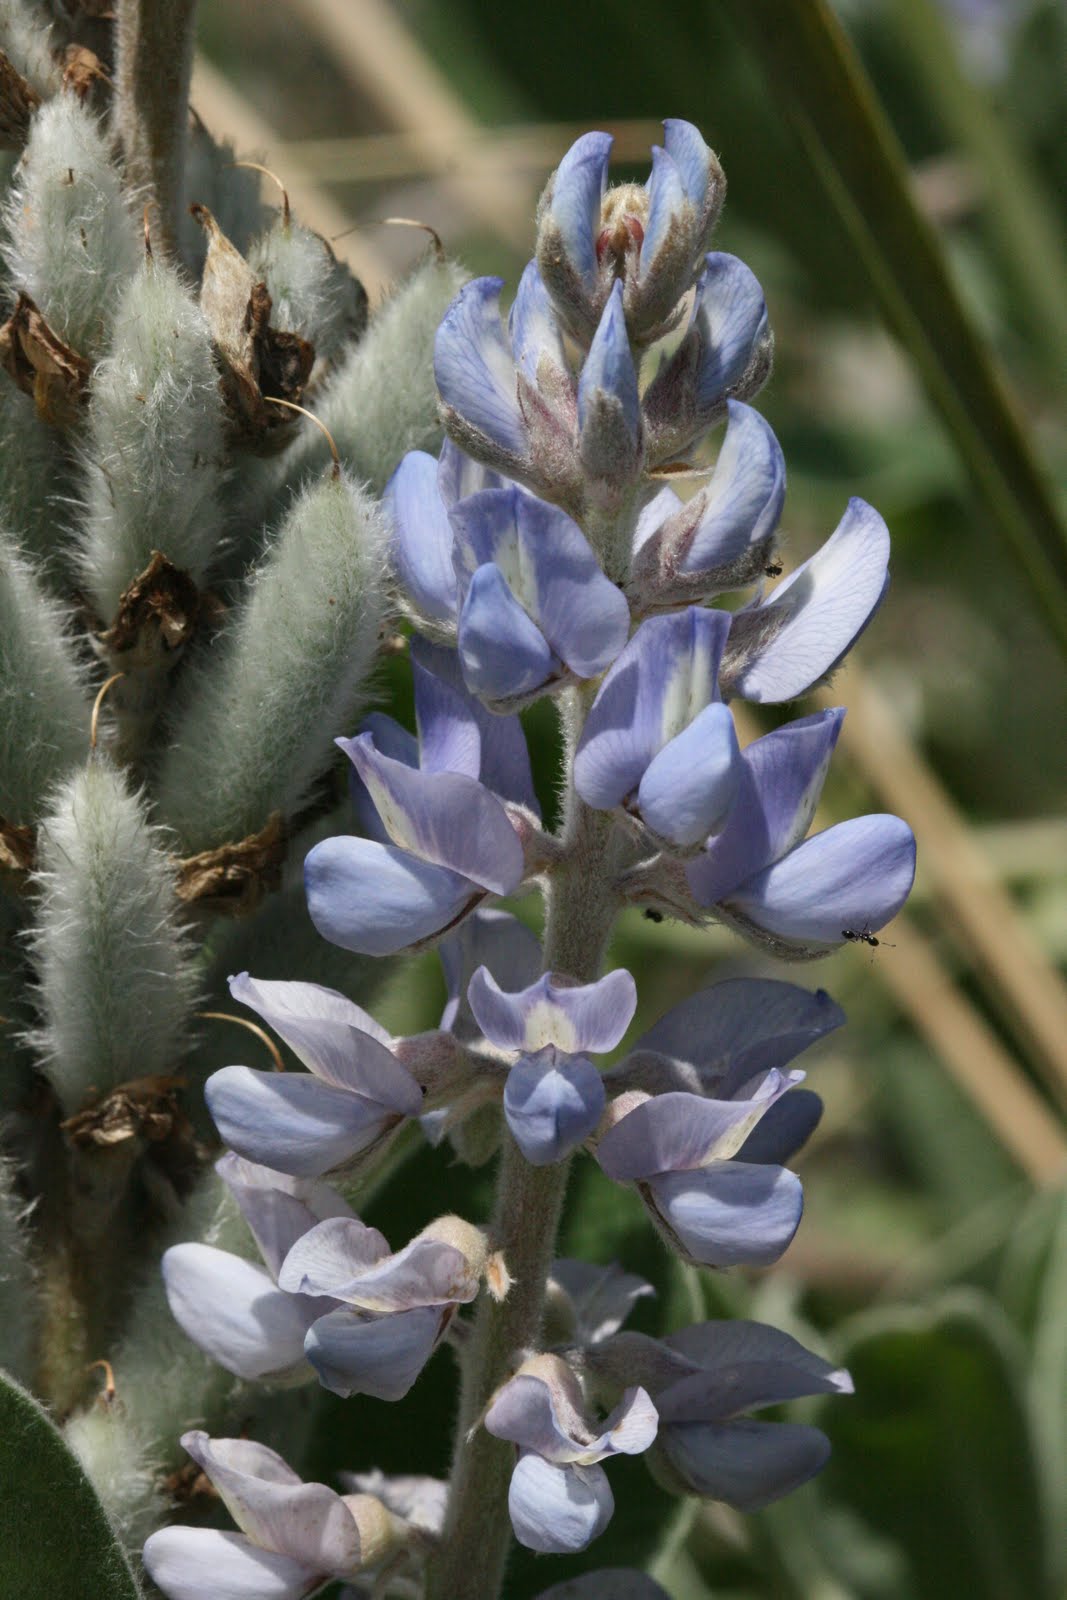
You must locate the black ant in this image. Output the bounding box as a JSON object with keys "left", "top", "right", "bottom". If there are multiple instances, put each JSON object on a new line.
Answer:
{"left": 643, "top": 908, "right": 664, "bottom": 923}
{"left": 841, "top": 926, "right": 894, "bottom": 949}
{"left": 764, "top": 560, "right": 783, "bottom": 577}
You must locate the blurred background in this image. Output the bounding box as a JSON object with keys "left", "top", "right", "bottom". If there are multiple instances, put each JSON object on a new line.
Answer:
{"left": 191, "top": 2, "right": 1067, "bottom": 1595}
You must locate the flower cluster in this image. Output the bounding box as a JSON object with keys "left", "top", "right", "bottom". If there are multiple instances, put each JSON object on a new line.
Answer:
{"left": 148, "top": 119, "right": 915, "bottom": 1598}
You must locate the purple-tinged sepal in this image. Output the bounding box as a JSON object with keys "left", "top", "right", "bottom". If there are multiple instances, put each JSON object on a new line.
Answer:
{"left": 721, "top": 498, "right": 890, "bottom": 703}
{"left": 644, "top": 254, "right": 772, "bottom": 464}
{"left": 628, "top": 402, "right": 786, "bottom": 612}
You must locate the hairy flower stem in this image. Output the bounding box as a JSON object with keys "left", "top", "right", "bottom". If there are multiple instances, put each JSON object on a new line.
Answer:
{"left": 113, "top": 0, "right": 198, "bottom": 255}
{"left": 427, "top": 687, "right": 620, "bottom": 1600}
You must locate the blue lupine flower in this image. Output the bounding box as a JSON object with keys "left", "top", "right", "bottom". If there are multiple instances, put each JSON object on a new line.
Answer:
{"left": 306, "top": 647, "right": 537, "bottom": 957}
{"left": 390, "top": 453, "right": 630, "bottom": 709}
{"left": 682, "top": 708, "right": 916, "bottom": 955}
{"left": 143, "top": 1433, "right": 378, "bottom": 1600}
{"left": 204, "top": 975, "right": 423, "bottom": 1177}
{"left": 483, "top": 1353, "right": 658, "bottom": 1553}
{"left": 534, "top": 120, "right": 725, "bottom": 346}
{"left": 546, "top": 1258, "right": 656, "bottom": 1347}
{"left": 466, "top": 964, "right": 638, "bottom": 1164}
{"left": 587, "top": 1319, "right": 852, "bottom": 1510}
{"left": 277, "top": 1213, "right": 486, "bottom": 1400}
{"left": 162, "top": 1153, "right": 354, "bottom": 1384}
{"left": 573, "top": 606, "right": 742, "bottom": 848}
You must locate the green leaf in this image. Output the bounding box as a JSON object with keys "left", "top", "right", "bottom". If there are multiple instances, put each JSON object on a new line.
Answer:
{"left": 819, "top": 1292, "right": 1052, "bottom": 1600}
{"left": 0, "top": 1368, "right": 143, "bottom": 1599}
{"left": 717, "top": 0, "right": 1067, "bottom": 658}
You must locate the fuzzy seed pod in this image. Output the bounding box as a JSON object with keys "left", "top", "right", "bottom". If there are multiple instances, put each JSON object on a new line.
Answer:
{"left": 155, "top": 469, "right": 389, "bottom": 852}
{"left": 0, "top": 528, "right": 89, "bottom": 823}
{"left": 0, "top": 0, "right": 62, "bottom": 99}
{"left": 78, "top": 256, "right": 226, "bottom": 623}
{"left": 3, "top": 94, "right": 140, "bottom": 358}
{"left": 30, "top": 758, "right": 197, "bottom": 1115}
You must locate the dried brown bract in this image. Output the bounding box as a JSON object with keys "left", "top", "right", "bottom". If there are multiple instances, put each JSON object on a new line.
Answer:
{"left": 191, "top": 203, "right": 315, "bottom": 453}
{"left": 173, "top": 811, "right": 287, "bottom": 916}
{"left": 0, "top": 292, "right": 91, "bottom": 426}
{"left": 61, "top": 1074, "right": 187, "bottom": 1148}
{"left": 100, "top": 550, "right": 202, "bottom": 664}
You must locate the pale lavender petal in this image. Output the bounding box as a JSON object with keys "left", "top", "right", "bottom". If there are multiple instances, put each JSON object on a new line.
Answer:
{"left": 736, "top": 1089, "right": 823, "bottom": 1164}
{"left": 304, "top": 1305, "right": 445, "bottom": 1400}
{"left": 306, "top": 836, "right": 484, "bottom": 957}
{"left": 598, "top": 1076, "right": 800, "bottom": 1180}
{"left": 629, "top": 977, "right": 844, "bottom": 1089}
{"left": 726, "top": 813, "right": 916, "bottom": 949}
{"left": 227, "top": 976, "right": 418, "bottom": 1109}
{"left": 438, "top": 908, "right": 543, "bottom": 1035}
{"left": 434, "top": 277, "right": 526, "bottom": 456}
{"left": 646, "top": 1162, "right": 803, "bottom": 1268}
{"left": 340, "top": 1471, "right": 448, "bottom": 1536}
{"left": 486, "top": 1375, "right": 656, "bottom": 1464}
{"left": 467, "top": 966, "right": 637, "bottom": 1054}
{"left": 411, "top": 651, "right": 482, "bottom": 779}
{"left": 162, "top": 1246, "right": 315, "bottom": 1381}
{"left": 639, "top": 145, "right": 687, "bottom": 280}
{"left": 578, "top": 280, "right": 640, "bottom": 443}
{"left": 657, "top": 1320, "right": 852, "bottom": 1420}
{"left": 276, "top": 1216, "right": 392, "bottom": 1298}
{"left": 548, "top": 1259, "right": 655, "bottom": 1344}
{"left": 281, "top": 1223, "right": 475, "bottom": 1312}
{"left": 143, "top": 1528, "right": 319, "bottom": 1600}
{"left": 574, "top": 609, "right": 732, "bottom": 810}
{"left": 385, "top": 450, "right": 457, "bottom": 623}
{"left": 412, "top": 637, "right": 539, "bottom": 813}
{"left": 545, "top": 131, "right": 613, "bottom": 287}
{"left": 726, "top": 498, "right": 890, "bottom": 702}
{"left": 510, "top": 258, "right": 569, "bottom": 383}
{"left": 657, "top": 1418, "right": 831, "bottom": 1510}
{"left": 664, "top": 118, "right": 715, "bottom": 207}
{"left": 215, "top": 1151, "right": 354, "bottom": 1279}
{"left": 691, "top": 253, "right": 769, "bottom": 409}
{"left": 340, "top": 734, "right": 524, "bottom": 893}
{"left": 631, "top": 485, "right": 683, "bottom": 556}
{"left": 637, "top": 701, "right": 741, "bottom": 847}
{"left": 504, "top": 1048, "right": 607, "bottom": 1165}
{"left": 685, "top": 708, "right": 845, "bottom": 906}
{"left": 509, "top": 1455, "right": 614, "bottom": 1554}
{"left": 205, "top": 1067, "right": 404, "bottom": 1178}
{"left": 437, "top": 436, "right": 507, "bottom": 506}
{"left": 677, "top": 401, "right": 785, "bottom": 574}
{"left": 458, "top": 563, "right": 557, "bottom": 702}
{"left": 180, "top": 1432, "right": 360, "bottom": 1573}
{"left": 348, "top": 713, "right": 415, "bottom": 844}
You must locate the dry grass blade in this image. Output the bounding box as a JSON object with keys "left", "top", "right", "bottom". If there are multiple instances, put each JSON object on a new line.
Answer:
{"left": 818, "top": 668, "right": 1067, "bottom": 1116}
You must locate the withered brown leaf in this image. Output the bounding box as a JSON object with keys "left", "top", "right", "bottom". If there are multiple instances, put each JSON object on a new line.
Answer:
{"left": 0, "top": 817, "right": 35, "bottom": 895}
{"left": 191, "top": 204, "right": 314, "bottom": 454}
{"left": 174, "top": 811, "right": 287, "bottom": 916}
{"left": 0, "top": 292, "right": 91, "bottom": 426}
{"left": 0, "top": 50, "right": 40, "bottom": 149}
